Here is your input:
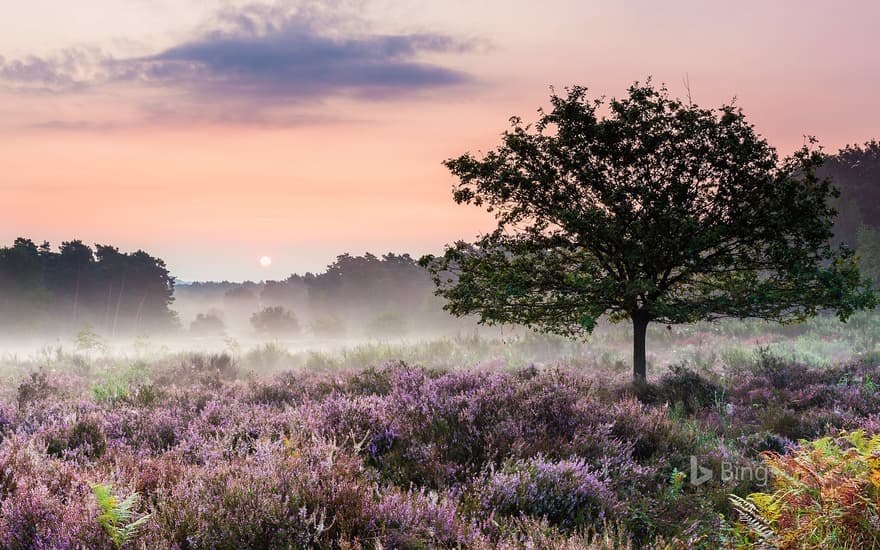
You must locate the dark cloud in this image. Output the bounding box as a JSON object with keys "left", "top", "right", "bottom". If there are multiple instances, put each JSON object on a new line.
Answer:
{"left": 0, "top": 3, "right": 475, "bottom": 106}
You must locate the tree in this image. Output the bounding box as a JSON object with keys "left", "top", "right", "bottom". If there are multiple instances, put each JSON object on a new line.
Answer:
{"left": 819, "top": 141, "right": 880, "bottom": 247}
{"left": 0, "top": 238, "right": 53, "bottom": 329}
{"left": 190, "top": 311, "right": 226, "bottom": 336}
{"left": 0, "top": 239, "right": 176, "bottom": 335}
{"left": 420, "top": 82, "right": 876, "bottom": 380}
{"left": 250, "top": 306, "right": 300, "bottom": 337}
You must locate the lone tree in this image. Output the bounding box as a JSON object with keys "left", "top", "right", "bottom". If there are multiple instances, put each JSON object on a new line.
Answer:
{"left": 250, "top": 306, "right": 300, "bottom": 337}
{"left": 420, "top": 82, "right": 876, "bottom": 380}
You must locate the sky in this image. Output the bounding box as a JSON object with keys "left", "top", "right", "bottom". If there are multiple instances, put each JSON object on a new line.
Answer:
{"left": 1, "top": 0, "right": 879, "bottom": 281}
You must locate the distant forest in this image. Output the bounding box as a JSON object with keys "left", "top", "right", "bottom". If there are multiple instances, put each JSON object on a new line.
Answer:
{"left": 820, "top": 141, "right": 880, "bottom": 250}
{"left": 0, "top": 239, "right": 175, "bottom": 335}
{"left": 176, "top": 252, "right": 457, "bottom": 338}
{"left": 1, "top": 142, "right": 878, "bottom": 338}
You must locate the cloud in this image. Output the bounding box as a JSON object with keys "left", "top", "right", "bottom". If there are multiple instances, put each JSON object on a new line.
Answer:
{"left": 125, "top": 20, "right": 471, "bottom": 100}
{"left": 0, "top": 47, "right": 111, "bottom": 93}
{"left": 26, "top": 119, "right": 122, "bottom": 131}
{"left": 0, "top": 2, "right": 476, "bottom": 115}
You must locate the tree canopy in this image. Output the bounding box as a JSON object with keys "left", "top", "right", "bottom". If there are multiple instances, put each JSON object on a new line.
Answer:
{"left": 0, "top": 238, "right": 177, "bottom": 336}
{"left": 421, "top": 82, "right": 876, "bottom": 379}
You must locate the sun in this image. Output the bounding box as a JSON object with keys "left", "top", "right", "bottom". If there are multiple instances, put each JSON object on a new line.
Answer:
{"left": 259, "top": 255, "right": 272, "bottom": 268}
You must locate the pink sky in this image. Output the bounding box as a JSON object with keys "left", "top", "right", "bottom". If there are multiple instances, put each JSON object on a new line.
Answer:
{"left": 1, "top": 0, "right": 878, "bottom": 281}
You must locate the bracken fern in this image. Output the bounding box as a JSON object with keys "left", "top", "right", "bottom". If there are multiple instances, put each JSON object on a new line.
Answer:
{"left": 731, "top": 430, "right": 880, "bottom": 549}
{"left": 89, "top": 482, "right": 151, "bottom": 549}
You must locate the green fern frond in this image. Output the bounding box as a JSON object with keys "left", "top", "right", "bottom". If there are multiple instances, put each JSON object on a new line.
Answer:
{"left": 89, "top": 482, "right": 151, "bottom": 549}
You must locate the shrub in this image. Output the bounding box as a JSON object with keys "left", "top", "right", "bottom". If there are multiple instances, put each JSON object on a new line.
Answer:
{"left": 153, "top": 459, "right": 334, "bottom": 548}
{"left": 248, "top": 372, "right": 306, "bottom": 406}
{"left": 3, "top": 348, "right": 880, "bottom": 547}
{"left": 345, "top": 366, "right": 394, "bottom": 396}
{"left": 250, "top": 306, "right": 300, "bottom": 337}
{"left": 655, "top": 364, "right": 724, "bottom": 415}
{"left": 125, "top": 383, "right": 165, "bottom": 408}
{"left": 47, "top": 418, "right": 107, "bottom": 460}
{"left": 370, "top": 489, "right": 470, "bottom": 547}
{"left": 16, "top": 370, "right": 54, "bottom": 410}
{"left": 475, "top": 456, "right": 619, "bottom": 531}
{"left": 736, "top": 431, "right": 792, "bottom": 458}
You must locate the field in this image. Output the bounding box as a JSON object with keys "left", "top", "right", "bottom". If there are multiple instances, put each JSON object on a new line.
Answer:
{"left": 0, "top": 313, "right": 878, "bottom": 549}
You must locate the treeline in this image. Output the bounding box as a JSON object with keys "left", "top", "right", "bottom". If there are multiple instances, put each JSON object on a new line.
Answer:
{"left": 822, "top": 141, "right": 880, "bottom": 284}
{"left": 175, "top": 253, "right": 460, "bottom": 338}
{"left": 0, "top": 239, "right": 176, "bottom": 336}
{"left": 822, "top": 140, "right": 880, "bottom": 244}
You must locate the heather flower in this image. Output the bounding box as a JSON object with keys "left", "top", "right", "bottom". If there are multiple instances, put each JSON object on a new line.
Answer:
{"left": 370, "top": 488, "right": 472, "bottom": 547}
{"left": 475, "top": 455, "right": 620, "bottom": 531}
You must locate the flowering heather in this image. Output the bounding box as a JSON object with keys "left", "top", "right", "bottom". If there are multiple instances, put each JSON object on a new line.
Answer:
{"left": 474, "top": 456, "right": 620, "bottom": 529}
{"left": 0, "top": 350, "right": 877, "bottom": 548}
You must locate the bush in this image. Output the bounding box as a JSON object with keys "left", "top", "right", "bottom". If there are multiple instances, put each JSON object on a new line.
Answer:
{"left": 655, "top": 364, "right": 724, "bottom": 415}
{"left": 16, "top": 370, "right": 54, "bottom": 410}
{"left": 46, "top": 418, "right": 107, "bottom": 460}
{"left": 250, "top": 306, "right": 300, "bottom": 337}
{"left": 475, "top": 456, "right": 619, "bottom": 531}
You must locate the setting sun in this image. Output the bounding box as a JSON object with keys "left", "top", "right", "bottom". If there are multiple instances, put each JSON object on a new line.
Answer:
{"left": 259, "top": 255, "right": 272, "bottom": 268}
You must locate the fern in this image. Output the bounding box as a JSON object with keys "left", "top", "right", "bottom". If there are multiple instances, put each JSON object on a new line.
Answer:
{"left": 730, "top": 430, "right": 880, "bottom": 549}
{"left": 89, "top": 482, "right": 151, "bottom": 549}
{"left": 729, "top": 493, "right": 777, "bottom": 545}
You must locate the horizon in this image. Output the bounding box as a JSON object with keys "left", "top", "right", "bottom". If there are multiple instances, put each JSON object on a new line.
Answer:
{"left": 3, "top": 0, "right": 880, "bottom": 281}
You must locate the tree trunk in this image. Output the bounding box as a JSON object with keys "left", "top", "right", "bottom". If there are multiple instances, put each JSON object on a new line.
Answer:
{"left": 632, "top": 311, "right": 650, "bottom": 381}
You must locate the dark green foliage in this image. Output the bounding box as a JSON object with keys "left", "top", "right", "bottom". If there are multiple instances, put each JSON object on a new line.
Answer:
{"left": 125, "top": 383, "right": 165, "bottom": 408}
{"left": 421, "top": 81, "right": 876, "bottom": 379}
{"left": 305, "top": 253, "right": 434, "bottom": 318}
{"left": 655, "top": 365, "right": 724, "bottom": 415}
